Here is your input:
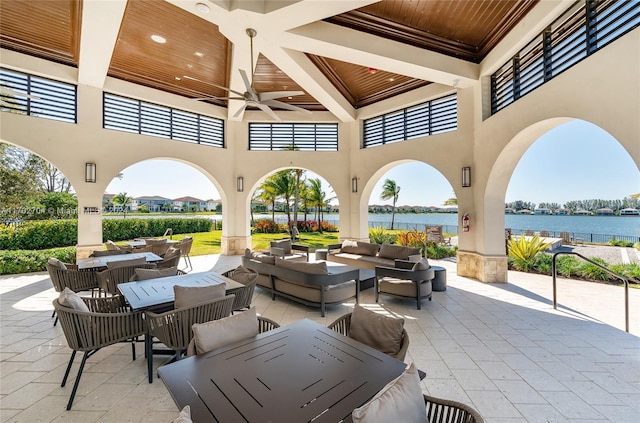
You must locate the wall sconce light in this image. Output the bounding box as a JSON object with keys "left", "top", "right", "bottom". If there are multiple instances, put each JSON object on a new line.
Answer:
{"left": 237, "top": 176, "right": 244, "bottom": 192}
{"left": 351, "top": 177, "right": 358, "bottom": 193}
{"left": 85, "top": 163, "right": 96, "bottom": 183}
{"left": 462, "top": 167, "right": 471, "bottom": 187}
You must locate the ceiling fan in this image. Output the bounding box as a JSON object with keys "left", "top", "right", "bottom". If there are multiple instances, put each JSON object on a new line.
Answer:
{"left": 185, "top": 28, "right": 311, "bottom": 121}
{"left": 0, "top": 86, "right": 40, "bottom": 108}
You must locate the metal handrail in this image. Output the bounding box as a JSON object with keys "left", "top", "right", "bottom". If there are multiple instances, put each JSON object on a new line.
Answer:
{"left": 552, "top": 251, "right": 630, "bottom": 333}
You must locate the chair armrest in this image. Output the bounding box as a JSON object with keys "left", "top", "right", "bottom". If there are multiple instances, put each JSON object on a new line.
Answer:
{"left": 291, "top": 244, "right": 309, "bottom": 254}
{"left": 327, "top": 244, "right": 342, "bottom": 254}
{"left": 407, "top": 254, "right": 422, "bottom": 262}
{"left": 375, "top": 266, "right": 434, "bottom": 281}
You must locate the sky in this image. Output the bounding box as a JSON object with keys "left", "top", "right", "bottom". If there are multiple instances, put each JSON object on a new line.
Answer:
{"left": 105, "top": 120, "right": 639, "bottom": 207}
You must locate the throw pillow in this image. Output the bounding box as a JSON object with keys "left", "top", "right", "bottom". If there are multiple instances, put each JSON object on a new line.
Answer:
{"left": 192, "top": 307, "right": 259, "bottom": 355}
{"left": 351, "top": 362, "right": 426, "bottom": 423}
{"left": 173, "top": 405, "right": 192, "bottom": 423}
{"left": 174, "top": 283, "right": 226, "bottom": 309}
{"left": 47, "top": 257, "right": 67, "bottom": 270}
{"left": 107, "top": 257, "right": 147, "bottom": 268}
{"left": 270, "top": 239, "right": 292, "bottom": 255}
{"left": 341, "top": 239, "right": 360, "bottom": 254}
{"left": 58, "top": 287, "right": 90, "bottom": 312}
{"left": 411, "top": 258, "right": 430, "bottom": 271}
{"left": 349, "top": 304, "right": 404, "bottom": 356}
{"left": 135, "top": 267, "right": 178, "bottom": 281}
{"left": 249, "top": 251, "right": 276, "bottom": 265}
{"left": 274, "top": 258, "right": 328, "bottom": 274}
{"left": 358, "top": 241, "right": 381, "bottom": 256}
{"left": 230, "top": 265, "right": 257, "bottom": 285}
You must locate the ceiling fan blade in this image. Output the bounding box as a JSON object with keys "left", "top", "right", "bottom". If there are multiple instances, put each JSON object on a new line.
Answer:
{"left": 262, "top": 99, "right": 312, "bottom": 114}
{"left": 256, "top": 103, "right": 281, "bottom": 122}
{"left": 238, "top": 69, "right": 254, "bottom": 94}
{"left": 183, "top": 75, "right": 246, "bottom": 97}
{"left": 258, "top": 91, "right": 304, "bottom": 101}
{"left": 233, "top": 103, "right": 248, "bottom": 118}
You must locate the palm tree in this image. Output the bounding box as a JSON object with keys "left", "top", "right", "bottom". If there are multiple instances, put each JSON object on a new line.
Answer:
{"left": 271, "top": 170, "right": 296, "bottom": 227}
{"left": 256, "top": 181, "right": 278, "bottom": 222}
{"left": 307, "top": 178, "right": 335, "bottom": 233}
{"left": 113, "top": 192, "right": 132, "bottom": 218}
{"left": 380, "top": 179, "right": 400, "bottom": 230}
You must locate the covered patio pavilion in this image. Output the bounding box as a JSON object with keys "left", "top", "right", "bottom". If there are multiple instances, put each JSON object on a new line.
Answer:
{"left": 1, "top": 254, "right": 638, "bottom": 422}
{"left": 1, "top": 0, "right": 638, "bottom": 283}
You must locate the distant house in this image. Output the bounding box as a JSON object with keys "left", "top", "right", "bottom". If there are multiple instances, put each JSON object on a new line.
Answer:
{"left": 575, "top": 209, "right": 592, "bottom": 215}
{"left": 619, "top": 208, "right": 639, "bottom": 216}
{"left": 132, "top": 195, "right": 172, "bottom": 212}
{"left": 595, "top": 208, "right": 614, "bottom": 216}
{"left": 206, "top": 199, "right": 221, "bottom": 211}
{"left": 517, "top": 209, "right": 533, "bottom": 214}
{"left": 173, "top": 196, "right": 207, "bottom": 212}
{"left": 555, "top": 208, "right": 569, "bottom": 215}
{"left": 535, "top": 208, "right": 552, "bottom": 215}
{"left": 505, "top": 208, "right": 516, "bottom": 214}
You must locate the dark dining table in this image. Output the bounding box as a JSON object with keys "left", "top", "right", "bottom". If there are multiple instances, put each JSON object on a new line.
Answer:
{"left": 76, "top": 252, "right": 163, "bottom": 270}
{"left": 117, "top": 271, "right": 243, "bottom": 311}
{"left": 158, "top": 318, "right": 408, "bottom": 423}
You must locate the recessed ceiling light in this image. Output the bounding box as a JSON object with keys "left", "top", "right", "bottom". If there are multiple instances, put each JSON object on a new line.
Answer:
{"left": 288, "top": 96, "right": 292, "bottom": 100}
{"left": 151, "top": 34, "right": 166, "bottom": 44}
{"left": 194, "top": 51, "right": 204, "bottom": 58}
{"left": 388, "top": 77, "right": 395, "bottom": 82}
{"left": 186, "top": 64, "right": 193, "bottom": 69}
{"left": 195, "top": 3, "right": 210, "bottom": 13}
{"left": 175, "top": 76, "right": 182, "bottom": 81}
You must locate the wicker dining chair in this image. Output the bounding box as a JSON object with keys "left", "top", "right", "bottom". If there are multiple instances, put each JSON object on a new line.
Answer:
{"left": 144, "top": 294, "right": 235, "bottom": 382}
{"left": 327, "top": 311, "right": 409, "bottom": 361}
{"left": 424, "top": 394, "right": 485, "bottom": 423}
{"left": 156, "top": 247, "right": 181, "bottom": 269}
{"left": 175, "top": 236, "right": 193, "bottom": 272}
{"left": 46, "top": 261, "right": 99, "bottom": 326}
{"left": 96, "top": 263, "right": 157, "bottom": 295}
{"left": 223, "top": 266, "right": 259, "bottom": 313}
{"left": 54, "top": 295, "right": 145, "bottom": 410}
{"left": 186, "top": 315, "right": 280, "bottom": 357}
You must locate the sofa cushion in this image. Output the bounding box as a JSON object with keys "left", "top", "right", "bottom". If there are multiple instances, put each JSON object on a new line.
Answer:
{"left": 270, "top": 239, "right": 292, "bottom": 254}
{"left": 349, "top": 304, "right": 404, "bottom": 356}
{"left": 340, "top": 240, "right": 380, "bottom": 256}
{"left": 273, "top": 278, "right": 356, "bottom": 303}
{"left": 411, "top": 258, "right": 430, "bottom": 271}
{"left": 174, "top": 283, "right": 226, "bottom": 309}
{"left": 378, "top": 244, "right": 421, "bottom": 261}
{"left": 246, "top": 250, "right": 276, "bottom": 265}
{"left": 340, "top": 240, "right": 360, "bottom": 253}
{"left": 191, "top": 307, "right": 259, "bottom": 355}
{"left": 47, "top": 257, "right": 67, "bottom": 269}
{"left": 58, "top": 287, "right": 90, "bottom": 312}
{"left": 134, "top": 266, "right": 178, "bottom": 281}
{"left": 351, "top": 362, "right": 426, "bottom": 423}
{"left": 379, "top": 278, "right": 432, "bottom": 297}
{"left": 275, "top": 258, "right": 328, "bottom": 274}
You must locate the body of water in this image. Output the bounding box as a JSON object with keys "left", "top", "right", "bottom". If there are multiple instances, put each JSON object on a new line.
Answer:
{"left": 105, "top": 212, "right": 640, "bottom": 242}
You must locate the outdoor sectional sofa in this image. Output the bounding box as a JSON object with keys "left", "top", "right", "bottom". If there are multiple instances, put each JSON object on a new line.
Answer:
{"left": 326, "top": 240, "right": 422, "bottom": 270}
{"left": 242, "top": 249, "right": 360, "bottom": 316}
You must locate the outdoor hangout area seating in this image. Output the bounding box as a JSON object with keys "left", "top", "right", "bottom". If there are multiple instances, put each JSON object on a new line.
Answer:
{"left": 2, "top": 253, "right": 639, "bottom": 422}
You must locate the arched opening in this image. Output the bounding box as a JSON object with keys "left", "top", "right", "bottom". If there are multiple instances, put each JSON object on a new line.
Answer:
{"left": 0, "top": 142, "right": 78, "bottom": 223}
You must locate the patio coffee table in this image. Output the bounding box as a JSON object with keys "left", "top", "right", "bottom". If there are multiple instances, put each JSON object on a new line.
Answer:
{"left": 158, "top": 318, "right": 407, "bottom": 423}
{"left": 326, "top": 263, "right": 375, "bottom": 291}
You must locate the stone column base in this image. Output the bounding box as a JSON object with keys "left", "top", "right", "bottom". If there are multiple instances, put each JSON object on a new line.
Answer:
{"left": 457, "top": 251, "right": 508, "bottom": 283}
{"left": 221, "top": 236, "right": 251, "bottom": 255}
{"left": 76, "top": 244, "right": 104, "bottom": 259}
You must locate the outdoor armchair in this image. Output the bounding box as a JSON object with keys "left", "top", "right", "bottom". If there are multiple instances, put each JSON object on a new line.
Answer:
{"left": 53, "top": 295, "right": 145, "bottom": 410}
{"left": 222, "top": 265, "right": 259, "bottom": 313}
{"left": 424, "top": 394, "right": 485, "bottom": 423}
{"left": 46, "top": 260, "right": 99, "bottom": 326}
{"left": 144, "top": 294, "right": 235, "bottom": 382}
{"left": 96, "top": 263, "right": 157, "bottom": 295}
{"left": 175, "top": 236, "right": 194, "bottom": 272}
{"left": 155, "top": 247, "right": 181, "bottom": 269}
{"left": 375, "top": 259, "right": 434, "bottom": 310}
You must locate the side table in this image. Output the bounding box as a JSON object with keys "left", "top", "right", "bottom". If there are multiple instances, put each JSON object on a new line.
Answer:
{"left": 431, "top": 265, "right": 447, "bottom": 291}
{"left": 315, "top": 248, "right": 328, "bottom": 261}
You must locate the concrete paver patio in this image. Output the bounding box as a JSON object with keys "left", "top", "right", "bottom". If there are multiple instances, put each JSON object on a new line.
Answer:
{"left": 1, "top": 254, "right": 638, "bottom": 422}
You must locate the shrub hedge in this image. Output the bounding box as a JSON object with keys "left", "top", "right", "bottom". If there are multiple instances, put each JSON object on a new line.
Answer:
{"left": 0, "top": 218, "right": 213, "bottom": 250}
{"left": 0, "top": 247, "right": 76, "bottom": 276}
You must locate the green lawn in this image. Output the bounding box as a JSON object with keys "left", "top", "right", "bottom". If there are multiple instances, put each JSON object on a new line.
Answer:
{"left": 161, "top": 230, "right": 340, "bottom": 256}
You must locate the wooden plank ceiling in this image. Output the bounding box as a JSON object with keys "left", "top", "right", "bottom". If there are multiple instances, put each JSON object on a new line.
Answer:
{"left": 0, "top": 0, "right": 538, "bottom": 111}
